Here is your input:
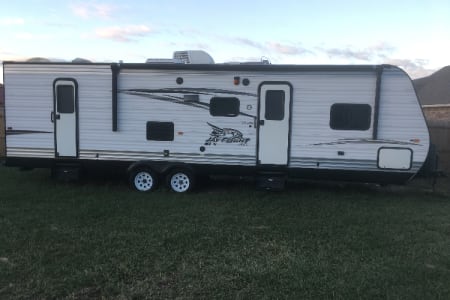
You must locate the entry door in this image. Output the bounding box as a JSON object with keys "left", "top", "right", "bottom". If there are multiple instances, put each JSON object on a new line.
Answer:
{"left": 53, "top": 79, "right": 78, "bottom": 157}
{"left": 258, "top": 83, "right": 291, "bottom": 165}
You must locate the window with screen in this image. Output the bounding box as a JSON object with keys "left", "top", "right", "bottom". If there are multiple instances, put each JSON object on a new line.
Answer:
{"left": 210, "top": 97, "right": 240, "bottom": 117}
{"left": 330, "top": 103, "right": 371, "bottom": 130}
{"left": 146, "top": 121, "right": 174, "bottom": 141}
{"left": 56, "top": 85, "right": 75, "bottom": 113}
{"left": 265, "top": 90, "right": 285, "bottom": 120}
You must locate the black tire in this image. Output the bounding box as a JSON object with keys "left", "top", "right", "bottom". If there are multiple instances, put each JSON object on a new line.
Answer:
{"left": 166, "top": 169, "right": 195, "bottom": 193}
{"left": 129, "top": 168, "right": 158, "bottom": 192}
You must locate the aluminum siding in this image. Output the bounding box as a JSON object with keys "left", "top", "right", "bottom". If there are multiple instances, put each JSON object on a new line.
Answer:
{"left": 4, "top": 63, "right": 429, "bottom": 174}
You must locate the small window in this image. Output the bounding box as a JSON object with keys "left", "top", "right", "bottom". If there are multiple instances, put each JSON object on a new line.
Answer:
{"left": 146, "top": 121, "right": 174, "bottom": 141}
{"left": 330, "top": 103, "right": 371, "bottom": 130}
{"left": 57, "top": 85, "right": 75, "bottom": 113}
{"left": 265, "top": 90, "right": 285, "bottom": 120}
{"left": 210, "top": 97, "right": 240, "bottom": 117}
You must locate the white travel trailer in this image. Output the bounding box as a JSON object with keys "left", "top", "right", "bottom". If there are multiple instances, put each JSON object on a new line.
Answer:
{"left": 2, "top": 51, "right": 430, "bottom": 192}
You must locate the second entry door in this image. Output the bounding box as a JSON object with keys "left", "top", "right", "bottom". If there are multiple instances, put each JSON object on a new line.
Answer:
{"left": 258, "top": 83, "right": 291, "bottom": 165}
{"left": 53, "top": 79, "right": 78, "bottom": 157}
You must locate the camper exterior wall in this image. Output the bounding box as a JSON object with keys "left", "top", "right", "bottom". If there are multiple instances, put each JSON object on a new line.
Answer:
{"left": 4, "top": 64, "right": 111, "bottom": 160}
{"left": 291, "top": 68, "right": 428, "bottom": 174}
{"left": 114, "top": 69, "right": 258, "bottom": 166}
{"left": 3, "top": 62, "right": 429, "bottom": 184}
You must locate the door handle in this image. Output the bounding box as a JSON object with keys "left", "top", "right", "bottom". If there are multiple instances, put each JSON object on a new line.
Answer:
{"left": 51, "top": 112, "right": 60, "bottom": 122}
{"left": 259, "top": 120, "right": 265, "bottom": 126}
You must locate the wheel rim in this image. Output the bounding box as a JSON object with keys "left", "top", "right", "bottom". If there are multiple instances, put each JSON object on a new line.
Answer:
{"left": 134, "top": 171, "right": 154, "bottom": 191}
{"left": 170, "top": 172, "right": 190, "bottom": 192}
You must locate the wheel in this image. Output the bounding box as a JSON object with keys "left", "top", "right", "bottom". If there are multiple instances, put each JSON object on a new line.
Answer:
{"left": 167, "top": 169, "right": 195, "bottom": 193}
{"left": 129, "top": 168, "right": 158, "bottom": 192}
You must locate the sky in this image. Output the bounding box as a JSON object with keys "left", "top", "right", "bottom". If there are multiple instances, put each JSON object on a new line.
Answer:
{"left": 1, "top": 0, "right": 450, "bottom": 83}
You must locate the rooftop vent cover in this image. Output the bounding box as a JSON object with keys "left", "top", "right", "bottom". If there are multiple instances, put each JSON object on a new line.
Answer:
{"left": 173, "top": 50, "right": 214, "bottom": 64}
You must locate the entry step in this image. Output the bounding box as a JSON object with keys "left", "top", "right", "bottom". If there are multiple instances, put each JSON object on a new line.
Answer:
{"left": 256, "top": 173, "right": 286, "bottom": 191}
{"left": 51, "top": 164, "right": 81, "bottom": 182}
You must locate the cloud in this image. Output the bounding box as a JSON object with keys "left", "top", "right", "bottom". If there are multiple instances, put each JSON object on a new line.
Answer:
{"left": 43, "top": 21, "right": 76, "bottom": 29}
{"left": 322, "top": 42, "right": 395, "bottom": 61}
{"left": 186, "top": 43, "right": 212, "bottom": 51}
{"left": 0, "top": 48, "right": 26, "bottom": 61}
{"left": 325, "top": 47, "right": 371, "bottom": 60}
{"left": 384, "top": 58, "right": 435, "bottom": 79}
{"left": 231, "top": 37, "right": 313, "bottom": 56}
{"left": 95, "top": 25, "right": 154, "bottom": 42}
{"left": 0, "top": 17, "right": 24, "bottom": 26}
{"left": 71, "top": 3, "right": 115, "bottom": 19}
{"left": 316, "top": 43, "right": 436, "bottom": 78}
{"left": 227, "top": 38, "right": 434, "bottom": 78}
{"left": 266, "top": 42, "right": 312, "bottom": 56}
{"left": 234, "top": 37, "right": 265, "bottom": 50}
{"left": 14, "top": 32, "right": 53, "bottom": 41}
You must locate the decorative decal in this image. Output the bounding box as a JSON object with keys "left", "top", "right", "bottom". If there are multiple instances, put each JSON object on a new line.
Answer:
{"left": 311, "top": 138, "right": 423, "bottom": 146}
{"left": 205, "top": 122, "right": 250, "bottom": 146}
{"left": 6, "top": 129, "right": 52, "bottom": 135}
{"left": 120, "top": 88, "right": 257, "bottom": 119}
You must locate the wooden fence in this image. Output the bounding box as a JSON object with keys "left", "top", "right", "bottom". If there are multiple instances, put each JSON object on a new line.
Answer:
{"left": 423, "top": 105, "right": 450, "bottom": 172}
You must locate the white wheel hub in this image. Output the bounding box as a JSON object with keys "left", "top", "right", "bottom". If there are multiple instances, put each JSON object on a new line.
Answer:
{"left": 134, "top": 171, "right": 154, "bottom": 191}
{"left": 170, "top": 172, "right": 191, "bottom": 192}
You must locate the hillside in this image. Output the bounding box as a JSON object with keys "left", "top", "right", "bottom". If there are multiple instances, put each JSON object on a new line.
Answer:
{"left": 413, "top": 66, "right": 450, "bottom": 105}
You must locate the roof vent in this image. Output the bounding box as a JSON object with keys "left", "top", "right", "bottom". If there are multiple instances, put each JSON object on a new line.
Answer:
{"left": 145, "top": 58, "right": 183, "bottom": 64}
{"left": 72, "top": 57, "right": 92, "bottom": 63}
{"left": 173, "top": 50, "right": 214, "bottom": 64}
{"left": 27, "top": 57, "right": 51, "bottom": 63}
{"left": 145, "top": 50, "right": 214, "bottom": 64}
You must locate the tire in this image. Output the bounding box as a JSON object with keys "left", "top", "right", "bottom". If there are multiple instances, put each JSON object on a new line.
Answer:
{"left": 129, "top": 168, "right": 158, "bottom": 192}
{"left": 166, "top": 169, "right": 195, "bottom": 193}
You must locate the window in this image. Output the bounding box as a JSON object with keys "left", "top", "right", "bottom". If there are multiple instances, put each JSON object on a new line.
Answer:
{"left": 265, "top": 90, "right": 285, "bottom": 120}
{"left": 210, "top": 97, "right": 240, "bottom": 117}
{"left": 56, "top": 85, "right": 75, "bottom": 113}
{"left": 330, "top": 103, "right": 371, "bottom": 130}
{"left": 146, "top": 121, "right": 174, "bottom": 141}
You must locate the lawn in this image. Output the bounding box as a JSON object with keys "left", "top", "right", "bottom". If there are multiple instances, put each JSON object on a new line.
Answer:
{"left": 1, "top": 165, "right": 450, "bottom": 299}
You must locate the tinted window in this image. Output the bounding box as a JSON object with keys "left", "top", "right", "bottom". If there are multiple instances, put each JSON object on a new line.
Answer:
{"left": 57, "top": 85, "right": 75, "bottom": 113}
{"left": 330, "top": 103, "right": 371, "bottom": 130}
{"left": 146, "top": 121, "right": 174, "bottom": 141}
{"left": 265, "top": 90, "right": 285, "bottom": 120}
{"left": 210, "top": 97, "right": 240, "bottom": 117}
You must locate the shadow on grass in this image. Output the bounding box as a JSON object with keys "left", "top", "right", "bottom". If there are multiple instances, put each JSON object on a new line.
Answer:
{"left": 25, "top": 164, "right": 450, "bottom": 198}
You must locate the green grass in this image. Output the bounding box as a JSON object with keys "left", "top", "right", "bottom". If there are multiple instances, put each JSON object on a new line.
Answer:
{"left": 0, "top": 166, "right": 450, "bottom": 299}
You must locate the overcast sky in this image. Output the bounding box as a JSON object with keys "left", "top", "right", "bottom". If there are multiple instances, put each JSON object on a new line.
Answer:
{"left": 1, "top": 0, "right": 450, "bottom": 82}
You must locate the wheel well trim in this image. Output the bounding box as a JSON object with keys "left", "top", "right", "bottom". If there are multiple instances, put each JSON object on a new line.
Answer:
{"left": 127, "top": 161, "right": 195, "bottom": 175}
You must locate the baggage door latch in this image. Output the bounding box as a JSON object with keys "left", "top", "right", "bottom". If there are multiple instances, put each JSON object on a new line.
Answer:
{"left": 51, "top": 112, "right": 60, "bottom": 122}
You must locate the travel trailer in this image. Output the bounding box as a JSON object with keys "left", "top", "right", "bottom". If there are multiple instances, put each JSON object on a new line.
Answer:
{"left": 2, "top": 51, "right": 430, "bottom": 192}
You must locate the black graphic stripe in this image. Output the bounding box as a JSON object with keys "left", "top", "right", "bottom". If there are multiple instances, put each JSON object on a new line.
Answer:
{"left": 6, "top": 129, "right": 52, "bottom": 135}
{"left": 120, "top": 88, "right": 257, "bottom": 119}
{"left": 120, "top": 88, "right": 258, "bottom": 97}
{"left": 311, "top": 139, "right": 423, "bottom": 146}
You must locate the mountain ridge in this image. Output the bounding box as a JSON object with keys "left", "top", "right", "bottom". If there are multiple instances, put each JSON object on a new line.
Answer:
{"left": 413, "top": 66, "right": 450, "bottom": 105}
